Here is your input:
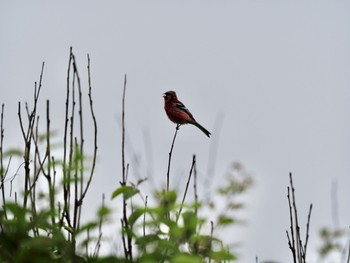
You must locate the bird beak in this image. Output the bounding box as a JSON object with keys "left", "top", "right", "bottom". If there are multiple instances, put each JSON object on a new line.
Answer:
{"left": 163, "top": 93, "right": 166, "bottom": 98}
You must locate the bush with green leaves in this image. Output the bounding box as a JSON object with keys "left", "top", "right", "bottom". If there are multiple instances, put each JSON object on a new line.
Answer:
{"left": 0, "top": 49, "right": 252, "bottom": 263}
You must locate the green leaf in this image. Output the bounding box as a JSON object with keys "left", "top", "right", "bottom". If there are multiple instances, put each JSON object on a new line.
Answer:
{"left": 78, "top": 222, "right": 98, "bottom": 235}
{"left": 227, "top": 201, "right": 244, "bottom": 210}
{"left": 4, "top": 148, "right": 23, "bottom": 157}
{"left": 111, "top": 185, "right": 139, "bottom": 200}
{"left": 135, "top": 234, "right": 159, "bottom": 246}
{"left": 217, "top": 215, "right": 235, "bottom": 226}
{"left": 210, "top": 249, "right": 236, "bottom": 261}
{"left": 171, "top": 254, "right": 203, "bottom": 263}
{"left": 64, "top": 225, "right": 74, "bottom": 234}
{"left": 98, "top": 206, "right": 111, "bottom": 217}
{"left": 128, "top": 208, "right": 145, "bottom": 226}
{"left": 5, "top": 203, "right": 26, "bottom": 219}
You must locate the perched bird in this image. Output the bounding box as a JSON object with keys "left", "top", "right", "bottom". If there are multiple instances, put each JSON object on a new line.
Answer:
{"left": 163, "top": 91, "right": 211, "bottom": 138}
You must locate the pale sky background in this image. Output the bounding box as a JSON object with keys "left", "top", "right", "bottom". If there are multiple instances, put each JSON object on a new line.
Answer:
{"left": 1, "top": 1, "right": 350, "bottom": 262}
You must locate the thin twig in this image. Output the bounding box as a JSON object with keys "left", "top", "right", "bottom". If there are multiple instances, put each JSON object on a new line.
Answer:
{"left": 93, "top": 194, "right": 105, "bottom": 258}
{"left": 193, "top": 155, "right": 198, "bottom": 217}
{"left": 46, "top": 100, "right": 55, "bottom": 225}
{"left": 287, "top": 186, "right": 296, "bottom": 263}
{"left": 29, "top": 115, "right": 39, "bottom": 237}
{"left": 73, "top": 137, "right": 79, "bottom": 229}
{"left": 120, "top": 74, "right": 133, "bottom": 260}
{"left": 121, "top": 74, "right": 127, "bottom": 184}
{"left": 303, "top": 204, "right": 312, "bottom": 260}
{"left": 0, "top": 104, "right": 7, "bottom": 219}
{"left": 290, "top": 173, "right": 302, "bottom": 262}
{"left": 61, "top": 47, "right": 73, "bottom": 228}
{"left": 286, "top": 173, "right": 312, "bottom": 263}
{"left": 71, "top": 53, "right": 84, "bottom": 231}
{"left": 79, "top": 54, "right": 98, "bottom": 200}
{"left": 120, "top": 219, "right": 128, "bottom": 258}
{"left": 9, "top": 161, "right": 23, "bottom": 197}
{"left": 69, "top": 56, "right": 77, "bottom": 231}
{"left": 62, "top": 48, "right": 76, "bottom": 235}
{"left": 176, "top": 155, "right": 196, "bottom": 223}
{"left": 20, "top": 62, "right": 45, "bottom": 210}
{"left": 18, "top": 102, "right": 26, "bottom": 140}
{"left": 209, "top": 221, "right": 214, "bottom": 263}
{"left": 143, "top": 195, "right": 148, "bottom": 238}
{"left": 28, "top": 124, "right": 49, "bottom": 191}
{"left": 166, "top": 124, "right": 180, "bottom": 192}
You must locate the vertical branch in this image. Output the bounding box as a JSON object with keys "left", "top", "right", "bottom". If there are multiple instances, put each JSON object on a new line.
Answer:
{"left": 209, "top": 221, "right": 214, "bottom": 263}
{"left": 143, "top": 195, "right": 148, "bottom": 238}
{"left": 62, "top": 47, "right": 73, "bottom": 229}
{"left": 286, "top": 173, "right": 312, "bottom": 263}
{"left": 120, "top": 219, "right": 128, "bottom": 258}
{"left": 60, "top": 49, "right": 98, "bottom": 254}
{"left": 287, "top": 186, "right": 296, "bottom": 263}
{"left": 67, "top": 52, "right": 86, "bottom": 233}
{"left": 289, "top": 174, "right": 302, "bottom": 262}
{"left": 80, "top": 54, "right": 98, "bottom": 200}
{"left": 176, "top": 155, "right": 196, "bottom": 223}
{"left": 72, "top": 54, "right": 84, "bottom": 231}
{"left": 67, "top": 56, "right": 76, "bottom": 232}
{"left": 52, "top": 156, "right": 57, "bottom": 190}
{"left": 46, "top": 100, "right": 55, "bottom": 225}
{"left": 193, "top": 156, "right": 198, "bottom": 217}
{"left": 121, "top": 74, "right": 127, "bottom": 184}
{"left": 120, "top": 74, "right": 127, "bottom": 260}
{"left": 120, "top": 74, "right": 133, "bottom": 260}
{"left": 29, "top": 115, "right": 40, "bottom": 237}
{"left": 73, "top": 137, "right": 79, "bottom": 230}
{"left": 18, "top": 103, "right": 26, "bottom": 139}
{"left": 18, "top": 62, "right": 45, "bottom": 210}
{"left": 303, "top": 204, "right": 312, "bottom": 261}
{"left": 166, "top": 124, "right": 180, "bottom": 192}
{"left": 93, "top": 194, "right": 105, "bottom": 258}
{"left": 0, "top": 104, "right": 7, "bottom": 219}
{"left": 20, "top": 101, "right": 31, "bottom": 210}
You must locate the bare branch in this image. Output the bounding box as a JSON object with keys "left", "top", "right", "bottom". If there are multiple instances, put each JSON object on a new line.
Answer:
{"left": 166, "top": 124, "right": 180, "bottom": 192}
{"left": 303, "top": 204, "right": 313, "bottom": 260}
{"left": 286, "top": 173, "right": 312, "bottom": 263}
{"left": 287, "top": 186, "right": 296, "bottom": 263}
{"left": 80, "top": 54, "right": 98, "bottom": 201}
{"left": 122, "top": 74, "right": 127, "bottom": 184}
{"left": 176, "top": 155, "right": 196, "bottom": 223}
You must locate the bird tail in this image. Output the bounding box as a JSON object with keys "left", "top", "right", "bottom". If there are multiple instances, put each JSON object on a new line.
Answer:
{"left": 193, "top": 122, "right": 211, "bottom": 138}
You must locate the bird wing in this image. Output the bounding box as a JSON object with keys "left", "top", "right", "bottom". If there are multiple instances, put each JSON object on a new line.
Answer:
{"left": 175, "top": 101, "right": 196, "bottom": 121}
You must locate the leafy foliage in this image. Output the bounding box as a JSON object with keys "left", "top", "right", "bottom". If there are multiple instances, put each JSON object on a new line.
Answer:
{"left": 0, "top": 49, "right": 250, "bottom": 262}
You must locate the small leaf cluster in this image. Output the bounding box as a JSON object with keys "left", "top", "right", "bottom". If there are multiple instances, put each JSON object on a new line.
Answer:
{"left": 112, "top": 188, "right": 238, "bottom": 263}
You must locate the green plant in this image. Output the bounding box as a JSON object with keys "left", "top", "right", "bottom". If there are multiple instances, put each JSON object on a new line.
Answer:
{"left": 0, "top": 48, "right": 104, "bottom": 262}
{"left": 0, "top": 48, "right": 252, "bottom": 262}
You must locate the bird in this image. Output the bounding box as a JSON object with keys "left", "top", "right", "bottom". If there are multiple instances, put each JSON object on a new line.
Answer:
{"left": 163, "top": 91, "right": 211, "bottom": 138}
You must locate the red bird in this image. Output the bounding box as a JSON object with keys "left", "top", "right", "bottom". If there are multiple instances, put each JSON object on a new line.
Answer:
{"left": 163, "top": 91, "right": 211, "bottom": 138}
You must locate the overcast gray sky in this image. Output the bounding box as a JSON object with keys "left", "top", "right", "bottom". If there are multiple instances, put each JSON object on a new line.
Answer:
{"left": 1, "top": 1, "right": 350, "bottom": 262}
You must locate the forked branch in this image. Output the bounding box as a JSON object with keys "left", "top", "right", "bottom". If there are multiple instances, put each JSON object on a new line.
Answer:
{"left": 286, "top": 173, "right": 312, "bottom": 263}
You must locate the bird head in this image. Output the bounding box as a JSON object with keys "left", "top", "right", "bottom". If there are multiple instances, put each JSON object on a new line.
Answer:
{"left": 163, "top": 91, "right": 177, "bottom": 102}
